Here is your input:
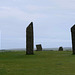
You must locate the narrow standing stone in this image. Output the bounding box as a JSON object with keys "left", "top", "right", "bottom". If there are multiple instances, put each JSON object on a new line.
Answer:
{"left": 36, "top": 44, "right": 42, "bottom": 51}
{"left": 26, "top": 22, "right": 34, "bottom": 55}
{"left": 71, "top": 25, "right": 75, "bottom": 54}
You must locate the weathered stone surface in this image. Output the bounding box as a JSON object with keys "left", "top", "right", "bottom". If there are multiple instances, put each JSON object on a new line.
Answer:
{"left": 58, "top": 47, "right": 63, "bottom": 51}
{"left": 71, "top": 25, "right": 75, "bottom": 54}
{"left": 26, "top": 22, "right": 34, "bottom": 55}
{"left": 36, "top": 44, "right": 42, "bottom": 51}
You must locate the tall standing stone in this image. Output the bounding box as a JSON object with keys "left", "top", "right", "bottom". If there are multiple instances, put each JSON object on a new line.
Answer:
{"left": 36, "top": 44, "right": 42, "bottom": 51}
{"left": 26, "top": 22, "right": 34, "bottom": 55}
{"left": 71, "top": 25, "right": 75, "bottom": 54}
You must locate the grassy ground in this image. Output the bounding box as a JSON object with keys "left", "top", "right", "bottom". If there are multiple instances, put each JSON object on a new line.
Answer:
{"left": 0, "top": 51, "right": 75, "bottom": 75}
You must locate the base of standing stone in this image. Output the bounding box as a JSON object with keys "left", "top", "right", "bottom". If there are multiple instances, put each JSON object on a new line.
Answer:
{"left": 72, "top": 52, "right": 75, "bottom": 55}
{"left": 26, "top": 51, "right": 34, "bottom": 55}
{"left": 26, "top": 53, "right": 34, "bottom": 55}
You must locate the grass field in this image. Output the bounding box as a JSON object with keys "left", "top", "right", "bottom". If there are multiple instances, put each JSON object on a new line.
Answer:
{"left": 0, "top": 50, "right": 75, "bottom": 75}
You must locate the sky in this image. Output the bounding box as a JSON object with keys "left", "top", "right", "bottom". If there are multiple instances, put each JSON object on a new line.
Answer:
{"left": 0, "top": 0, "right": 75, "bottom": 49}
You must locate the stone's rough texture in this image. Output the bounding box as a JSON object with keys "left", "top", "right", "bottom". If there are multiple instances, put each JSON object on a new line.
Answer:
{"left": 26, "top": 22, "right": 34, "bottom": 55}
{"left": 71, "top": 25, "right": 75, "bottom": 54}
{"left": 58, "top": 47, "right": 63, "bottom": 51}
{"left": 36, "top": 44, "right": 42, "bottom": 51}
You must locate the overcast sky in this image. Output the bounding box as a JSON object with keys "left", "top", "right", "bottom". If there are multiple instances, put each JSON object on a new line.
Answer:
{"left": 0, "top": 0, "right": 75, "bottom": 49}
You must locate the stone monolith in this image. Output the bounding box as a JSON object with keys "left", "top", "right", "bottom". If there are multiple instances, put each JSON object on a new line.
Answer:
{"left": 58, "top": 47, "right": 63, "bottom": 51}
{"left": 26, "top": 22, "right": 34, "bottom": 55}
{"left": 36, "top": 44, "right": 42, "bottom": 51}
{"left": 71, "top": 25, "right": 75, "bottom": 54}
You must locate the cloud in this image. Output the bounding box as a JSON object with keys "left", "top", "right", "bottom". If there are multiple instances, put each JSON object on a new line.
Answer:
{"left": 0, "top": 6, "right": 47, "bottom": 22}
{"left": 25, "top": 5, "right": 55, "bottom": 11}
{"left": 0, "top": 31, "right": 1, "bottom": 49}
{"left": 0, "top": 0, "right": 74, "bottom": 49}
{"left": 52, "top": 0, "right": 75, "bottom": 10}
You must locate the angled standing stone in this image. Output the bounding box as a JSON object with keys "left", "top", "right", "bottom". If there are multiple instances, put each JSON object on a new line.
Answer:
{"left": 36, "top": 44, "right": 42, "bottom": 51}
{"left": 71, "top": 25, "right": 75, "bottom": 54}
{"left": 26, "top": 22, "right": 34, "bottom": 55}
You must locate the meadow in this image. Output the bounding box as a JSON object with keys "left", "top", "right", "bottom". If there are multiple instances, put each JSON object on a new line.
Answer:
{"left": 0, "top": 50, "right": 75, "bottom": 75}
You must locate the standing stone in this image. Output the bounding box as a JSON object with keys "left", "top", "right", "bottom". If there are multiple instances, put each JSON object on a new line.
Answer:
{"left": 36, "top": 44, "right": 42, "bottom": 51}
{"left": 26, "top": 22, "right": 34, "bottom": 55}
{"left": 71, "top": 25, "right": 75, "bottom": 54}
{"left": 58, "top": 46, "right": 63, "bottom": 51}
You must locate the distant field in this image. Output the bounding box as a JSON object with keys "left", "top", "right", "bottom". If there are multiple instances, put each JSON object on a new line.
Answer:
{"left": 0, "top": 51, "right": 75, "bottom": 75}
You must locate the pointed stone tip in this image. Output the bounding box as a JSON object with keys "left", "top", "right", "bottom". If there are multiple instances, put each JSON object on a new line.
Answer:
{"left": 71, "top": 24, "right": 75, "bottom": 30}
{"left": 26, "top": 22, "right": 33, "bottom": 29}
{"left": 29, "top": 22, "right": 33, "bottom": 27}
{"left": 30, "top": 22, "right": 33, "bottom": 25}
{"left": 71, "top": 24, "right": 75, "bottom": 32}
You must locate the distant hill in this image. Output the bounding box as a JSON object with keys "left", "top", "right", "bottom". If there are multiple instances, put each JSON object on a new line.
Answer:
{"left": 43, "top": 47, "right": 72, "bottom": 51}
{"left": 0, "top": 47, "right": 72, "bottom": 51}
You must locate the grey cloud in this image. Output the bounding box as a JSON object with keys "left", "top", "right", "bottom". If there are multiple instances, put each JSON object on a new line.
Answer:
{"left": 0, "top": 0, "right": 74, "bottom": 49}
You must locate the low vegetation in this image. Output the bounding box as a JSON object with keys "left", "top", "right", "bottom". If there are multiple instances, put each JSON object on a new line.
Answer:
{"left": 0, "top": 50, "right": 75, "bottom": 75}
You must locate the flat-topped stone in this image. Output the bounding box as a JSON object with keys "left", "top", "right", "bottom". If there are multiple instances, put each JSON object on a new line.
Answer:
{"left": 36, "top": 44, "right": 42, "bottom": 51}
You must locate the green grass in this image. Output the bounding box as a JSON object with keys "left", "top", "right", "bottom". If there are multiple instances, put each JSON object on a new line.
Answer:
{"left": 0, "top": 51, "right": 75, "bottom": 75}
